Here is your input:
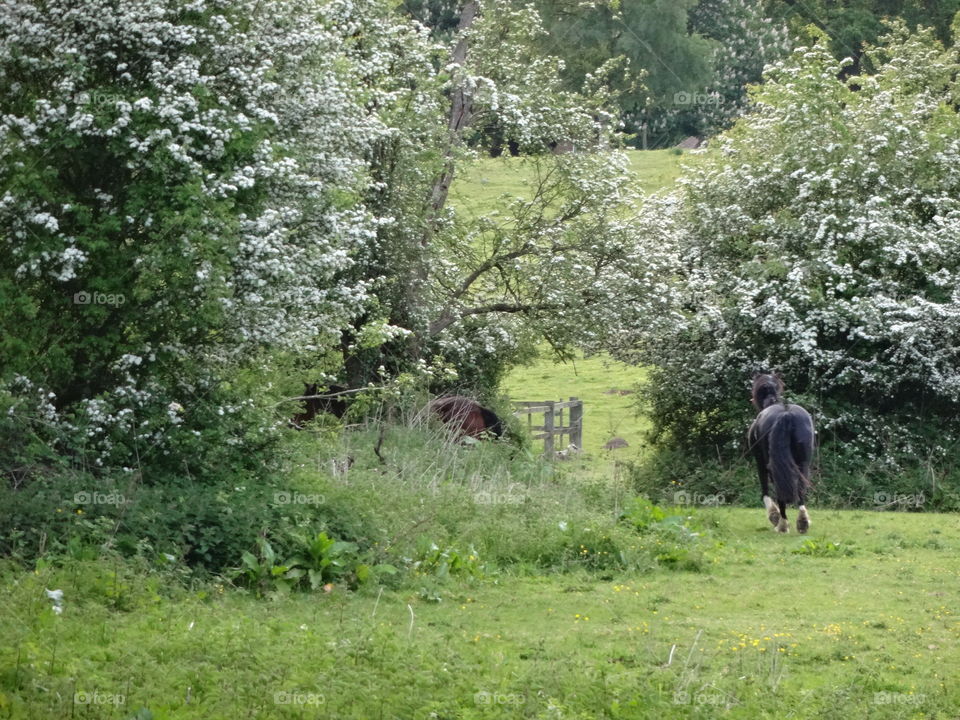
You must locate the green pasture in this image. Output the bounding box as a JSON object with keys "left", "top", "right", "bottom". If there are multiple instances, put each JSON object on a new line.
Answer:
{"left": 4, "top": 508, "right": 958, "bottom": 718}
{"left": 450, "top": 148, "right": 686, "bottom": 219}
{"left": 501, "top": 353, "right": 649, "bottom": 459}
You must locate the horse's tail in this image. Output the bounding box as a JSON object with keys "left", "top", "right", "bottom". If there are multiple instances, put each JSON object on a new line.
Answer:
{"left": 478, "top": 406, "right": 503, "bottom": 437}
{"left": 768, "top": 412, "right": 800, "bottom": 504}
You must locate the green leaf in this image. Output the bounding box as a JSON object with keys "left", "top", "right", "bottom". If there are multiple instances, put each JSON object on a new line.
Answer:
{"left": 330, "top": 541, "right": 358, "bottom": 556}
{"left": 259, "top": 539, "right": 276, "bottom": 565}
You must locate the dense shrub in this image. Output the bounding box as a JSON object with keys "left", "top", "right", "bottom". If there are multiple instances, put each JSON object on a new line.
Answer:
{"left": 625, "top": 436, "right": 960, "bottom": 511}
{"left": 1, "top": 401, "right": 713, "bottom": 580}
{"left": 0, "top": 0, "right": 393, "bottom": 479}
{"left": 606, "top": 25, "right": 960, "bottom": 482}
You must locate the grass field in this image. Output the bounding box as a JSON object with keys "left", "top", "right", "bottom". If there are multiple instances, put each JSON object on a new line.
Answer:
{"left": 11, "top": 150, "right": 952, "bottom": 720}
{"left": 4, "top": 508, "right": 959, "bottom": 719}
{"left": 450, "top": 148, "right": 686, "bottom": 220}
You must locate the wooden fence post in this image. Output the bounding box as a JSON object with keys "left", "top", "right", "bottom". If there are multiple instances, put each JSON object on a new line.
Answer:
{"left": 569, "top": 397, "right": 582, "bottom": 449}
{"left": 543, "top": 401, "right": 555, "bottom": 457}
{"left": 511, "top": 398, "right": 583, "bottom": 458}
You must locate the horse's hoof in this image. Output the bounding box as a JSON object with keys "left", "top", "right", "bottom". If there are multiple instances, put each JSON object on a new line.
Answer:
{"left": 777, "top": 518, "right": 789, "bottom": 533}
{"left": 763, "top": 496, "right": 780, "bottom": 527}
{"left": 797, "top": 507, "right": 810, "bottom": 534}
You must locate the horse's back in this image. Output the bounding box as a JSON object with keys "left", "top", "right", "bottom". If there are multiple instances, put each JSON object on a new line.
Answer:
{"left": 751, "top": 403, "right": 813, "bottom": 444}
{"left": 756, "top": 402, "right": 811, "bottom": 422}
{"left": 751, "top": 403, "right": 785, "bottom": 439}
{"left": 428, "top": 395, "right": 473, "bottom": 419}
{"left": 428, "top": 395, "right": 500, "bottom": 439}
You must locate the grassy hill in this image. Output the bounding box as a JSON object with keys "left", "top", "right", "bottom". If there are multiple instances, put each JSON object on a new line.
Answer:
{"left": 450, "top": 148, "right": 686, "bottom": 219}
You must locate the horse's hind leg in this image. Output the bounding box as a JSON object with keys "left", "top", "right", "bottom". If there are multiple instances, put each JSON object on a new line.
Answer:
{"left": 794, "top": 427, "right": 813, "bottom": 534}
{"left": 796, "top": 505, "right": 810, "bottom": 534}
{"left": 796, "top": 487, "right": 810, "bottom": 534}
{"left": 759, "top": 456, "right": 781, "bottom": 529}
{"left": 752, "top": 426, "right": 779, "bottom": 528}
{"left": 776, "top": 501, "right": 789, "bottom": 533}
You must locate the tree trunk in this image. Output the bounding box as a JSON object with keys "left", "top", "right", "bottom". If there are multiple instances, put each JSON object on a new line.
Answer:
{"left": 426, "top": 1, "right": 478, "bottom": 224}
{"left": 407, "top": 1, "right": 480, "bottom": 362}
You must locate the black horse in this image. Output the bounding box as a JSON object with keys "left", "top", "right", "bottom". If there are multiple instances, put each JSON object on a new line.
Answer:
{"left": 747, "top": 374, "right": 814, "bottom": 533}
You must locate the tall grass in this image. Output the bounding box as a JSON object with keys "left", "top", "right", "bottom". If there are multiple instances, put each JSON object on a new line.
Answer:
{"left": 281, "top": 406, "right": 712, "bottom": 580}
{"left": 0, "top": 395, "right": 712, "bottom": 586}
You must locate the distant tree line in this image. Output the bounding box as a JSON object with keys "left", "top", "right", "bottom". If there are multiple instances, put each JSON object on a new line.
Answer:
{"left": 405, "top": 0, "right": 959, "bottom": 147}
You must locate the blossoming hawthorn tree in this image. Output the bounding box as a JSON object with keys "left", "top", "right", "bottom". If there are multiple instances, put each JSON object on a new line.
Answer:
{"left": 604, "top": 24, "right": 960, "bottom": 469}
{"left": 0, "top": 0, "right": 666, "bottom": 477}
{"left": 420, "top": 1, "right": 637, "bottom": 380}
{"left": 337, "top": 0, "right": 653, "bottom": 392}
{"left": 0, "top": 0, "right": 389, "bottom": 473}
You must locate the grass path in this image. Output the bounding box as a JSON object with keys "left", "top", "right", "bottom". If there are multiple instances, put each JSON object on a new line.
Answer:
{"left": 4, "top": 509, "right": 960, "bottom": 718}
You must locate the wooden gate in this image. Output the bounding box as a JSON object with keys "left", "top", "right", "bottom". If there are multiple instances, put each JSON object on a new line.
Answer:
{"left": 512, "top": 397, "right": 583, "bottom": 457}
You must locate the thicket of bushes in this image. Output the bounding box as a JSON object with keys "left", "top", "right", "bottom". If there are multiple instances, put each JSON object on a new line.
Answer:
{"left": 626, "top": 438, "right": 960, "bottom": 513}
{"left": 603, "top": 24, "right": 960, "bottom": 495}
{"left": 0, "top": 402, "right": 717, "bottom": 588}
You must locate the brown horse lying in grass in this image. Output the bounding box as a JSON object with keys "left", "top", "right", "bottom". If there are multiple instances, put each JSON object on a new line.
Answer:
{"left": 427, "top": 395, "right": 503, "bottom": 440}
{"left": 292, "top": 388, "right": 504, "bottom": 443}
